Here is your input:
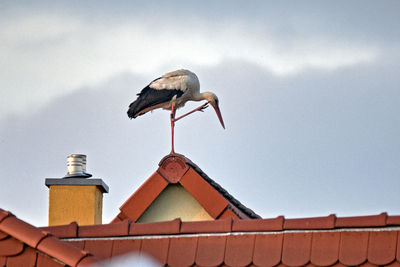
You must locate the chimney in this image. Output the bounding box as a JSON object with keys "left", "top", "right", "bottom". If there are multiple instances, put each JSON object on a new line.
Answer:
{"left": 45, "top": 154, "right": 109, "bottom": 226}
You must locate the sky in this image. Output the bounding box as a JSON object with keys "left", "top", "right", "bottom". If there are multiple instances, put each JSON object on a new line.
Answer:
{"left": 0, "top": 1, "right": 399, "bottom": 226}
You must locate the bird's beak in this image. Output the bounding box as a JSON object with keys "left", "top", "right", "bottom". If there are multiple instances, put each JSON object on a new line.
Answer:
{"left": 212, "top": 104, "right": 225, "bottom": 129}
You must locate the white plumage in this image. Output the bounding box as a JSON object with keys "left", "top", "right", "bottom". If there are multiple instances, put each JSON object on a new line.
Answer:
{"left": 127, "top": 69, "right": 225, "bottom": 154}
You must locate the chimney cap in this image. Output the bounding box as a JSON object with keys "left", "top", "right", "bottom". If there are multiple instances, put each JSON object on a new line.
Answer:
{"left": 64, "top": 154, "right": 92, "bottom": 178}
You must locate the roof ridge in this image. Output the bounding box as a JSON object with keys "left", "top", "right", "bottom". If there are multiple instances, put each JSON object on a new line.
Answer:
{"left": 0, "top": 208, "right": 98, "bottom": 267}
{"left": 183, "top": 157, "right": 261, "bottom": 219}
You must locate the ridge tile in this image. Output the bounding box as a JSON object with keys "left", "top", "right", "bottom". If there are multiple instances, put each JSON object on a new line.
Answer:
{"left": 180, "top": 218, "right": 232, "bottom": 234}
{"left": 336, "top": 213, "right": 387, "bottom": 228}
{"left": 233, "top": 216, "right": 284, "bottom": 232}
{"left": 284, "top": 215, "right": 335, "bottom": 230}
{"left": 130, "top": 218, "right": 181, "bottom": 235}
{"left": 78, "top": 220, "right": 129, "bottom": 237}
{"left": 40, "top": 222, "right": 78, "bottom": 238}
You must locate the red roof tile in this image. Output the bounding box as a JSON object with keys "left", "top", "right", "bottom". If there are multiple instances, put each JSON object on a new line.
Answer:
{"left": 180, "top": 218, "right": 232, "bottom": 234}
{"left": 6, "top": 246, "right": 37, "bottom": 267}
{"left": 84, "top": 240, "right": 113, "bottom": 261}
{"left": 141, "top": 238, "right": 169, "bottom": 265}
{"left": 0, "top": 236, "right": 24, "bottom": 257}
{"left": 284, "top": 214, "right": 336, "bottom": 230}
{"left": 310, "top": 231, "right": 340, "bottom": 266}
{"left": 253, "top": 234, "right": 283, "bottom": 267}
{"left": 111, "top": 239, "right": 141, "bottom": 258}
{"left": 78, "top": 219, "right": 129, "bottom": 237}
{"left": 282, "top": 232, "right": 312, "bottom": 267}
{"left": 339, "top": 231, "right": 369, "bottom": 266}
{"left": 336, "top": 213, "right": 387, "bottom": 228}
{"left": 0, "top": 208, "right": 98, "bottom": 267}
{"left": 167, "top": 236, "right": 198, "bottom": 266}
{"left": 196, "top": 235, "right": 226, "bottom": 267}
{"left": 233, "top": 216, "right": 284, "bottom": 232}
{"left": 225, "top": 234, "right": 255, "bottom": 267}
{"left": 40, "top": 222, "right": 78, "bottom": 238}
{"left": 130, "top": 218, "right": 181, "bottom": 235}
{"left": 113, "top": 154, "right": 260, "bottom": 222}
{"left": 368, "top": 231, "right": 397, "bottom": 265}
{"left": 119, "top": 172, "right": 168, "bottom": 222}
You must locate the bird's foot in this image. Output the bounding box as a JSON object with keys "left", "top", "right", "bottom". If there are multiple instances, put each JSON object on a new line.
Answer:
{"left": 198, "top": 103, "right": 209, "bottom": 112}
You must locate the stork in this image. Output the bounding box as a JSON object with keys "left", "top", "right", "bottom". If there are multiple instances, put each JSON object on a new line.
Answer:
{"left": 127, "top": 69, "right": 225, "bottom": 154}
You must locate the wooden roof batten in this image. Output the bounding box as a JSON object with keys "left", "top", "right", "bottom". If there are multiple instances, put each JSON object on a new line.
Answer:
{"left": 112, "top": 154, "right": 261, "bottom": 223}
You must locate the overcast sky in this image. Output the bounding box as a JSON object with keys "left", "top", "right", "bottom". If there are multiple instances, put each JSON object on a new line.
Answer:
{"left": 1, "top": 1, "right": 399, "bottom": 226}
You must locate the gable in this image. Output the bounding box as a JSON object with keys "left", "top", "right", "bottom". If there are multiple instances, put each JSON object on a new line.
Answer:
{"left": 112, "top": 154, "right": 260, "bottom": 223}
{"left": 137, "top": 184, "right": 213, "bottom": 223}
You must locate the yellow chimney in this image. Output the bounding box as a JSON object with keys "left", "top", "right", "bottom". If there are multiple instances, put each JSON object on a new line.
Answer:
{"left": 45, "top": 154, "right": 109, "bottom": 226}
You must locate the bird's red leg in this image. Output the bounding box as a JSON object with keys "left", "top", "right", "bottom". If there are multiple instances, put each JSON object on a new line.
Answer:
{"left": 170, "top": 103, "right": 176, "bottom": 154}
{"left": 174, "top": 102, "right": 209, "bottom": 122}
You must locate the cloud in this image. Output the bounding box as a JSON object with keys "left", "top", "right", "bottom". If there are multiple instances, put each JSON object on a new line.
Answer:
{"left": 0, "top": 8, "right": 381, "bottom": 119}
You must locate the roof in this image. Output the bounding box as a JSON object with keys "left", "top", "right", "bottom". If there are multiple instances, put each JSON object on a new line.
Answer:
{"left": 112, "top": 154, "right": 260, "bottom": 222}
{"left": 40, "top": 212, "right": 400, "bottom": 266}
{"left": 0, "top": 208, "right": 98, "bottom": 267}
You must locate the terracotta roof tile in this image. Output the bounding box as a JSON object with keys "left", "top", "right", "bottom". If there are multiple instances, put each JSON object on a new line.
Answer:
{"left": 83, "top": 240, "right": 113, "bottom": 261}
{"left": 180, "top": 218, "right": 232, "bottom": 234}
{"left": 113, "top": 154, "right": 260, "bottom": 223}
{"left": 282, "top": 232, "right": 312, "bottom": 267}
{"left": 40, "top": 222, "right": 78, "bottom": 238}
{"left": 0, "top": 231, "right": 7, "bottom": 240}
{"left": 368, "top": 231, "right": 397, "bottom": 265}
{"left": 253, "top": 234, "right": 283, "bottom": 267}
{"left": 111, "top": 239, "right": 141, "bottom": 258}
{"left": 119, "top": 172, "right": 168, "bottom": 222}
{"left": 6, "top": 245, "right": 37, "bottom": 267}
{"left": 359, "top": 263, "right": 378, "bottom": 267}
{"left": 185, "top": 158, "right": 261, "bottom": 219}
{"left": 0, "top": 256, "right": 5, "bottom": 266}
{"left": 141, "top": 238, "right": 169, "bottom": 265}
{"left": 0, "top": 237, "right": 24, "bottom": 256}
{"left": 397, "top": 232, "right": 400, "bottom": 262}
{"left": 339, "top": 231, "right": 369, "bottom": 266}
{"left": 233, "top": 217, "right": 284, "bottom": 232}
{"left": 38, "top": 236, "right": 89, "bottom": 266}
{"left": 218, "top": 208, "right": 240, "bottom": 220}
{"left": 0, "top": 208, "right": 98, "bottom": 267}
{"left": 157, "top": 154, "right": 190, "bottom": 183}
{"left": 310, "top": 231, "right": 340, "bottom": 266}
{"left": 76, "top": 255, "right": 101, "bottom": 267}
{"left": 167, "top": 237, "right": 198, "bottom": 267}
{"left": 180, "top": 167, "right": 228, "bottom": 218}
{"left": 284, "top": 215, "right": 336, "bottom": 230}
{"left": 225, "top": 234, "right": 255, "bottom": 267}
{"left": 78, "top": 219, "right": 129, "bottom": 237}
{"left": 130, "top": 218, "right": 181, "bottom": 235}
{"left": 388, "top": 216, "right": 400, "bottom": 225}
{"left": 335, "top": 213, "right": 387, "bottom": 228}
{"left": 36, "top": 253, "right": 65, "bottom": 267}
{"left": 0, "top": 215, "right": 48, "bottom": 248}
{"left": 386, "top": 261, "right": 400, "bottom": 267}
{"left": 196, "top": 235, "right": 226, "bottom": 267}
{"left": 67, "top": 240, "right": 85, "bottom": 250}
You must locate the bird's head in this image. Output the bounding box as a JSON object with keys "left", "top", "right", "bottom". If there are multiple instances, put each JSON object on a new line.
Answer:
{"left": 203, "top": 92, "right": 225, "bottom": 129}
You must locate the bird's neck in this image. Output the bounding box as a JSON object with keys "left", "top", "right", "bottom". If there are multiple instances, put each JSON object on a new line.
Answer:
{"left": 194, "top": 92, "right": 212, "bottom": 102}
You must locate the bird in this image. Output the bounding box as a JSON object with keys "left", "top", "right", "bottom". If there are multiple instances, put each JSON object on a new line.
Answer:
{"left": 127, "top": 69, "right": 225, "bottom": 154}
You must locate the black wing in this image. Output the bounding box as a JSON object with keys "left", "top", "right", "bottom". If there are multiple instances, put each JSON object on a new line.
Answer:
{"left": 127, "top": 79, "right": 184, "bottom": 119}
